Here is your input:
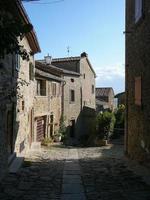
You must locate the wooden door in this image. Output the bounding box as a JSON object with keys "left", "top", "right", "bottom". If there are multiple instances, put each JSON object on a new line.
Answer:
{"left": 36, "top": 116, "right": 46, "bottom": 142}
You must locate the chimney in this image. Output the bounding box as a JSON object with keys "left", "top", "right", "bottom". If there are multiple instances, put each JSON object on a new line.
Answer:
{"left": 44, "top": 54, "right": 52, "bottom": 65}
{"left": 81, "top": 52, "right": 88, "bottom": 58}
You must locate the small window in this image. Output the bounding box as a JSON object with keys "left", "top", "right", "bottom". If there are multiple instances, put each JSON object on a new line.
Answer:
{"left": 15, "top": 54, "right": 20, "bottom": 70}
{"left": 22, "top": 100, "right": 25, "bottom": 111}
{"left": 135, "top": 0, "right": 143, "bottom": 23}
{"left": 37, "top": 80, "right": 46, "bottom": 96}
{"left": 51, "top": 83, "right": 57, "bottom": 96}
{"left": 71, "top": 78, "right": 74, "bottom": 82}
{"left": 29, "top": 62, "right": 34, "bottom": 81}
{"left": 135, "top": 76, "right": 141, "bottom": 106}
{"left": 83, "top": 74, "right": 85, "bottom": 79}
{"left": 92, "top": 85, "right": 95, "bottom": 94}
{"left": 70, "top": 90, "right": 75, "bottom": 102}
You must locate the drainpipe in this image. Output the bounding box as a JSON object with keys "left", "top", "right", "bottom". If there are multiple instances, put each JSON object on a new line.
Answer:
{"left": 61, "top": 80, "right": 66, "bottom": 117}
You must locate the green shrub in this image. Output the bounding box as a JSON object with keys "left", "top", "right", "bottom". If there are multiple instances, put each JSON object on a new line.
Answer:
{"left": 41, "top": 137, "right": 53, "bottom": 146}
{"left": 114, "top": 104, "right": 125, "bottom": 128}
{"left": 96, "top": 111, "right": 116, "bottom": 140}
{"left": 58, "top": 115, "right": 67, "bottom": 142}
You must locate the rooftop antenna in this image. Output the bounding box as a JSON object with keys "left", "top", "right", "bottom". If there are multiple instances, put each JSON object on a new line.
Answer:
{"left": 67, "top": 46, "right": 70, "bottom": 57}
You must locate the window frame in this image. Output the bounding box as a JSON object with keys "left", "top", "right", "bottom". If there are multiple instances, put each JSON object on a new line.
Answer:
{"left": 135, "top": 0, "right": 143, "bottom": 23}
{"left": 15, "top": 54, "right": 20, "bottom": 71}
{"left": 70, "top": 89, "right": 75, "bottom": 103}
{"left": 51, "top": 82, "right": 57, "bottom": 97}
{"left": 36, "top": 79, "right": 47, "bottom": 96}
{"left": 29, "top": 62, "right": 34, "bottom": 81}
{"left": 92, "top": 85, "right": 95, "bottom": 94}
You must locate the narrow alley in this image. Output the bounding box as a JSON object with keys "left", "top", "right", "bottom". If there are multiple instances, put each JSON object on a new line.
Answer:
{"left": 0, "top": 141, "right": 150, "bottom": 200}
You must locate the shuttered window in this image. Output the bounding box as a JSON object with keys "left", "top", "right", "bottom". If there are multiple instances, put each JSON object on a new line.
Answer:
{"left": 135, "top": 76, "right": 141, "bottom": 106}
{"left": 37, "top": 80, "right": 46, "bottom": 96}
{"left": 135, "top": 0, "right": 143, "bottom": 23}
{"left": 29, "top": 62, "right": 34, "bottom": 80}
{"left": 51, "top": 83, "right": 57, "bottom": 96}
{"left": 15, "top": 54, "right": 20, "bottom": 71}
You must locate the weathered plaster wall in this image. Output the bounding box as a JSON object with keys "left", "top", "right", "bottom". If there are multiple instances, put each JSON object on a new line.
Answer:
{"left": 14, "top": 37, "right": 35, "bottom": 155}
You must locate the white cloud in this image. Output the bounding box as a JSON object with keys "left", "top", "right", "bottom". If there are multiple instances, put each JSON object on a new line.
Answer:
{"left": 95, "top": 63, "right": 125, "bottom": 82}
{"left": 94, "top": 63, "right": 125, "bottom": 93}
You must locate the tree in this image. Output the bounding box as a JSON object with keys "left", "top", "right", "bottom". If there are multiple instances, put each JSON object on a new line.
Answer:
{"left": 0, "top": 0, "right": 33, "bottom": 59}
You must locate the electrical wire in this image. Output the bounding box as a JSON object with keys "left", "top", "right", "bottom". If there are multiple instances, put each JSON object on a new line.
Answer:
{"left": 23, "top": 0, "right": 64, "bottom": 5}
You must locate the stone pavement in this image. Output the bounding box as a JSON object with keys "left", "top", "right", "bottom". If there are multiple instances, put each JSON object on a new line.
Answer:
{"left": 0, "top": 143, "right": 150, "bottom": 200}
{"left": 0, "top": 146, "right": 68, "bottom": 200}
{"left": 78, "top": 144, "right": 150, "bottom": 200}
{"left": 61, "top": 149, "right": 86, "bottom": 200}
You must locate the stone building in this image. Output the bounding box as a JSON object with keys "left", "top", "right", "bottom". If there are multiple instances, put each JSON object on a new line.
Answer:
{"left": 0, "top": 0, "right": 40, "bottom": 180}
{"left": 115, "top": 92, "right": 125, "bottom": 107}
{"left": 53, "top": 52, "right": 96, "bottom": 141}
{"left": 95, "top": 87, "right": 114, "bottom": 112}
{"left": 34, "top": 60, "right": 64, "bottom": 144}
{"left": 126, "top": 0, "right": 150, "bottom": 162}
{"left": 38, "top": 52, "right": 96, "bottom": 141}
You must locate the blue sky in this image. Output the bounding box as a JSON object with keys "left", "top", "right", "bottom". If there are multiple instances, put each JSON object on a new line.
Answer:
{"left": 23, "top": 0, "right": 125, "bottom": 94}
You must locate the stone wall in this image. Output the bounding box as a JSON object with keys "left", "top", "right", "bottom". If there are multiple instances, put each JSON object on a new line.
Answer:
{"left": 14, "top": 37, "right": 35, "bottom": 156}
{"left": 63, "top": 75, "right": 81, "bottom": 138}
{"left": 63, "top": 57, "right": 96, "bottom": 140}
{"left": 80, "top": 57, "right": 96, "bottom": 109}
{"left": 34, "top": 80, "right": 62, "bottom": 139}
{"left": 126, "top": 0, "right": 150, "bottom": 162}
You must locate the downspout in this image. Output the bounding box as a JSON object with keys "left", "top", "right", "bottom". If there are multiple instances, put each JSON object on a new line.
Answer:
{"left": 61, "top": 80, "right": 66, "bottom": 117}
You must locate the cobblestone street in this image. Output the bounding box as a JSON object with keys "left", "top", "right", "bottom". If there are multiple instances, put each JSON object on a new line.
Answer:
{"left": 0, "top": 146, "right": 69, "bottom": 200}
{"left": 0, "top": 143, "right": 150, "bottom": 200}
{"left": 78, "top": 144, "right": 150, "bottom": 200}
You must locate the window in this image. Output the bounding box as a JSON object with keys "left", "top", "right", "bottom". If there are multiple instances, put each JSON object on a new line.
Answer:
{"left": 37, "top": 80, "right": 46, "bottom": 96}
{"left": 135, "top": 76, "right": 141, "bottom": 106}
{"left": 83, "top": 74, "right": 85, "bottom": 79}
{"left": 22, "top": 100, "right": 25, "bottom": 111}
{"left": 15, "top": 54, "right": 20, "bottom": 70}
{"left": 135, "top": 0, "right": 143, "bottom": 23}
{"left": 29, "top": 62, "right": 34, "bottom": 80}
{"left": 71, "top": 78, "right": 74, "bottom": 82}
{"left": 51, "top": 83, "right": 57, "bottom": 96}
{"left": 92, "top": 85, "right": 95, "bottom": 94}
{"left": 70, "top": 90, "right": 75, "bottom": 102}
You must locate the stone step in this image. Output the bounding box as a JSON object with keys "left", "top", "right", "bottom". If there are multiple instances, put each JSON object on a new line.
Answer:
{"left": 9, "top": 157, "right": 24, "bottom": 173}
{"left": 30, "top": 142, "right": 41, "bottom": 151}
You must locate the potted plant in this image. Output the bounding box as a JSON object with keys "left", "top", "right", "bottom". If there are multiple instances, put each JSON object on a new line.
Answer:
{"left": 53, "top": 130, "right": 62, "bottom": 142}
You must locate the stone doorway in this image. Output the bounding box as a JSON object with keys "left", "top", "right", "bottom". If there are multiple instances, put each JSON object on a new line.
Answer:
{"left": 50, "top": 114, "right": 54, "bottom": 137}
{"left": 70, "top": 119, "right": 75, "bottom": 138}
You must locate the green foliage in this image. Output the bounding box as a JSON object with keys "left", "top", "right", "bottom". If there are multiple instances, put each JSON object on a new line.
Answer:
{"left": 58, "top": 116, "right": 67, "bottom": 141}
{"left": 96, "top": 111, "right": 116, "bottom": 140}
{"left": 41, "top": 137, "right": 53, "bottom": 146}
{"left": 0, "top": 0, "right": 33, "bottom": 59}
{"left": 114, "top": 104, "right": 125, "bottom": 128}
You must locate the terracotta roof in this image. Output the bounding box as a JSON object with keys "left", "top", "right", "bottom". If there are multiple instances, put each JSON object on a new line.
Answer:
{"left": 96, "top": 87, "right": 114, "bottom": 97}
{"left": 36, "top": 61, "right": 80, "bottom": 76}
{"left": 35, "top": 69, "right": 64, "bottom": 82}
{"left": 38, "top": 53, "right": 96, "bottom": 78}
{"left": 52, "top": 57, "right": 80, "bottom": 62}
{"left": 35, "top": 61, "right": 63, "bottom": 76}
{"left": 16, "top": 0, "right": 41, "bottom": 53}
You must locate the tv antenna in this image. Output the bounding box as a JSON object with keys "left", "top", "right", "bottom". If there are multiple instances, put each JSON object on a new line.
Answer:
{"left": 67, "top": 46, "right": 70, "bottom": 57}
